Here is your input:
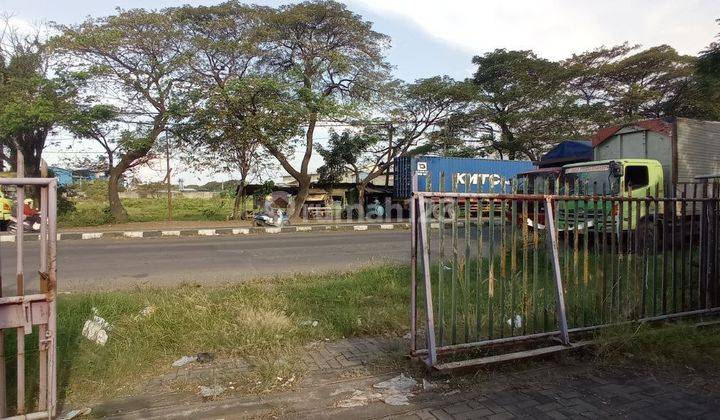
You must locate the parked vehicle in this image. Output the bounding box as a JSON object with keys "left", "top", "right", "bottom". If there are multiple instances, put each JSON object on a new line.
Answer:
{"left": 253, "top": 208, "right": 288, "bottom": 227}
{"left": 556, "top": 117, "right": 720, "bottom": 234}
{"left": 394, "top": 155, "right": 535, "bottom": 218}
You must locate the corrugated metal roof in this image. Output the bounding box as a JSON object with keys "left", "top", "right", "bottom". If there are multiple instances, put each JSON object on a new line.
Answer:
{"left": 592, "top": 118, "right": 675, "bottom": 147}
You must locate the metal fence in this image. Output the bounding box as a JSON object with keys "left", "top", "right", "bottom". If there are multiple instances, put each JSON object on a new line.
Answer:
{"left": 0, "top": 178, "right": 58, "bottom": 418}
{"left": 410, "top": 174, "right": 720, "bottom": 369}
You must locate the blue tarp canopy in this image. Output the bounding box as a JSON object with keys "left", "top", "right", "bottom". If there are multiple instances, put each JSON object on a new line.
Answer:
{"left": 539, "top": 140, "right": 592, "bottom": 168}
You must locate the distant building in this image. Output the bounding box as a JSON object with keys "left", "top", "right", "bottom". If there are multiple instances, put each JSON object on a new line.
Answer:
{"left": 49, "top": 166, "right": 108, "bottom": 186}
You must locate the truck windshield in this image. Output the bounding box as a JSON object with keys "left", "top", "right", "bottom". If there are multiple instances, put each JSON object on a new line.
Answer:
{"left": 516, "top": 173, "right": 557, "bottom": 194}
{"left": 562, "top": 164, "right": 619, "bottom": 195}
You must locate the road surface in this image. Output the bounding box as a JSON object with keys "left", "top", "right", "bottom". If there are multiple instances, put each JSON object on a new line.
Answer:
{"left": 0, "top": 231, "right": 412, "bottom": 292}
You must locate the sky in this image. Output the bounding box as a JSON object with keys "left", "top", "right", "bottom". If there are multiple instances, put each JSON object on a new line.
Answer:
{"left": 3, "top": 0, "right": 719, "bottom": 184}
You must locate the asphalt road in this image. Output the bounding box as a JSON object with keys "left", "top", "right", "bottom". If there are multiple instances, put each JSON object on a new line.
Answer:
{"left": 0, "top": 230, "right": 412, "bottom": 293}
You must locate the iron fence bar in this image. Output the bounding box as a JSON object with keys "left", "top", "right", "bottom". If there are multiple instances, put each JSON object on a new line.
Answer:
{"left": 700, "top": 184, "right": 709, "bottom": 309}
{"left": 15, "top": 169, "right": 26, "bottom": 415}
{"left": 532, "top": 195, "right": 540, "bottom": 333}
{"left": 417, "top": 195, "right": 438, "bottom": 366}
{"left": 690, "top": 185, "right": 698, "bottom": 309}
{"left": 488, "top": 197, "right": 496, "bottom": 339}
{"left": 545, "top": 197, "right": 570, "bottom": 345}
{"left": 438, "top": 173, "right": 445, "bottom": 346}
{"left": 464, "top": 174, "right": 471, "bottom": 342}
{"left": 450, "top": 180, "right": 458, "bottom": 344}
{"left": 476, "top": 185, "right": 484, "bottom": 341}
{"left": 38, "top": 186, "right": 48, "bottom": 412}
{"left": 414, "top": 191, "right": 720, "bottom": 202}
{"left": 510, "top": 181, "right": 518, "bottom": 336}
{"left": 521, "top": 185, "right": 529, "bottom": 335}
{"left": 412, "top": 305, "right": 720, "bottom": 357}
{"left": 500, "top": 179, "right": 507, "bottom": 338}
{"left": 681, "top": 191, "right": 687, "bottom": 311}
{"left": 409, "top": 174, "right": 418, "bottom": 354}
{"left": 48, "top": 181, "right": 58, "bottom": 416}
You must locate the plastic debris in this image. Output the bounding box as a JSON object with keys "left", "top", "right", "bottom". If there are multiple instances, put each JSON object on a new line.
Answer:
{"left": 134, "top": 305, "right": 156, "bottom": 320}
{"left": 82, "top": 309, "right": 110, "bottom": 346}
{"left": 373, "top": 373, "right": 417, "bottom": 393}
{"left": 172, "top": 355, "right": 197, "bottom": 367}
{"left": 59, "top": 407, "right": 91, "bottom": 420}
{"left": 198, "top": 385, "right": 226, "bottom": 399}
{"left": 335, "top": 390, "right": 382, "bottom": 408}
{"left": 422, "top": 379, "right": 434, "bottom": 391}
{"left": 373, "top": 373, "right": 418, "bottom": 406}
{"left": 383, "top": 394, "right": 410, "bottom": 406}
{"left": 506, "top": 314, "right": 523, "bottom": 329}
{"left": 300, "top": 320, "right": 319, "bottom": 327}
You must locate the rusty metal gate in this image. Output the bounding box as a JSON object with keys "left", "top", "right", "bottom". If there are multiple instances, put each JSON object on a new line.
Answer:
{"left": 410, "top": 173, "right": 720, "bottom": 370}
{"left": 0, "top": 178, "right": 57, "bottom": 418}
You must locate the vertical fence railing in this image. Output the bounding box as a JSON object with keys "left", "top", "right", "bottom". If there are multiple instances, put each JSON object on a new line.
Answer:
{"left": 0, "top": 178, "right": 57, "bottom": 418}
{"left": 410, "top": 173, "right": 720, "bottom": 368}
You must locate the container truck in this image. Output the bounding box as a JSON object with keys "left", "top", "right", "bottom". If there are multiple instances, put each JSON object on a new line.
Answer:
{"left": 556, "top": 118, "right": 720, "bottom": 233}
{"left": 394, "top": 155, "right": 535, "bottom": 217}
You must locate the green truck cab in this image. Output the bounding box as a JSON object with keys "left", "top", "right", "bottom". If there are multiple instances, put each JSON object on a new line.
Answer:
{"left": 557, "top": 158, "right": 664, "bottom": 232}
{"left": 0, "top": 188, "right": 13, "bottom": 229}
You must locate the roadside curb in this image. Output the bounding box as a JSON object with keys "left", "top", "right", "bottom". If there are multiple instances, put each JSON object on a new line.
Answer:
{"left": 0, "top": 222, "right": 411, "bottom": 242}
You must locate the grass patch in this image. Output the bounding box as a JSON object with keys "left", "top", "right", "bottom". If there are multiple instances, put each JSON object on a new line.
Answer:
{"left": 593, "top": 321, "right": 720, "bottom": 373}
{"left": 4, "top": 265, "right": 409, "bottom": 411}
{"left": 58, "top": 196, "right": 240, "bottom": 228}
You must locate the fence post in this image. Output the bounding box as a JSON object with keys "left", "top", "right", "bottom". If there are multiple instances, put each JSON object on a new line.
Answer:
{"left": 410, "top": 172, "right": 418, "bottom": 353}
{"left": 544, "top": 197, "right": 571, "bottom": 345}
{"left": 418, "top": 195, "right": 438, "bottom": 366}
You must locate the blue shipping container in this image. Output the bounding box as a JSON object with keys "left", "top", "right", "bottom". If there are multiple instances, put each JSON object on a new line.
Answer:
{"left": 394, "top": 156, "right": 535, "bottom": 198}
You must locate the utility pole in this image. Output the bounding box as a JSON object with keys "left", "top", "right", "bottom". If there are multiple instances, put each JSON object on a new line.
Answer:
{"left": 166, "top": 132, "right": 172, "bottom": 221}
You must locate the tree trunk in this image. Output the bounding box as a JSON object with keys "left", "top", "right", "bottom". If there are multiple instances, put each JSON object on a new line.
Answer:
{"left": 108, "top": 166, "right": 128, "bottom": 222}
{"left": 232, "top": 179, "right": 246, "bottom": 220}
{"left": 292, "top": 175, "right": 311, "bottom": 220}
{"left": 357, "top": 183, "right": 366, "bottom": 218}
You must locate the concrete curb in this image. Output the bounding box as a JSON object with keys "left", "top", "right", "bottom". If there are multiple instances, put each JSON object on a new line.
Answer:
{"left": 0, "top": 222, "right": 411, "bottom": 242}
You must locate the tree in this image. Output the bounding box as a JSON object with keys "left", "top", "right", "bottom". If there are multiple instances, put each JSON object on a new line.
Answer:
{"left": 461, "top": 49, "right": 587, "bottom": 160}
{"left": 604, "top": 45, "right": 695, "bottom": 119}
{"left": 682, "top": 19, "right": 720, "bottom": 120}
{"left": 317, "top": 77, "right": 470, "bottom": 213}
{"left": 53, "top": 8, "right": 188, "bottom": 222}
{"left": 260, "top": 0, "right": 390, "bottom": 218}
{"left": 175, "top": 2, "right": 281, "bottom": 219}
{"left": 0, "top": 18, "right": 79, "bottom": 178}
{"left": 65, "top": 104, "right": 119, "bottom": 174}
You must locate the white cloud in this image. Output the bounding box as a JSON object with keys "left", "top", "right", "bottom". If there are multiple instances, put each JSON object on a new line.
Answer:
{"left": 351, "top": 0, "right": 719, "bottom": 59}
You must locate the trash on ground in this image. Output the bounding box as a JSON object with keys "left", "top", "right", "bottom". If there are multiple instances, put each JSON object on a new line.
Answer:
{"left": 373, "top": 373, "right": 418, "bottom": 406}
{"left": 300, "top": 320, "right": 319, "bottom": 327}
{"left": 403, "top": 332, "right": 412, "bottom": 339}
{"left": 382, "top": 393, "right": 411, "bottom": 406}
{"left": 196, "top": 352, "right": 215, "bottom": 363}
{"left": 335, "top": 390, "right": 382, "bottom": 408}
{"left": 506, "top": 314, "right": 523, "bottom": 328}
{"left": 422, "top": 379, "right": 434, "bottom": 391}
{"left": 82, "top": 308, "right": 110, "bottom": 346}
{"left": 59, "top": 407, "right": 91, "bottom": 420}
{"left": 134, "top": 305, "right": 157, "bottom": 320}
{"left": 373, "top": 373, "right": 417, "bottom": 393}
{"left": 172, "top": 355, "right": 197, "bottom": 367}
{"left": 198, "top": 385, "right": 226, "bottom": 399}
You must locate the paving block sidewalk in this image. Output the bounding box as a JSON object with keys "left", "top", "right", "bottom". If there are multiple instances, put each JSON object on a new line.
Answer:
{"left": 88, "top": 335, "right": 720, "bottom": 419}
